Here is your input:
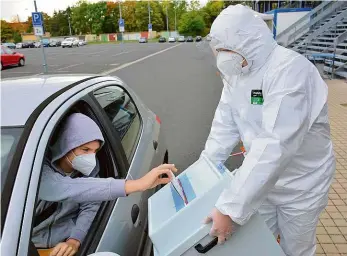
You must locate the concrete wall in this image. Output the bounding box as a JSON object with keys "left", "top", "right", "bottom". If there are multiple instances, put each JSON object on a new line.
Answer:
{"left": 277, "top": 11, "right": 310, "bottom": 35}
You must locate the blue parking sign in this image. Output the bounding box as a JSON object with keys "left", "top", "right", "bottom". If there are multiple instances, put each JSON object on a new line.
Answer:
{"left": 118, "top": 19, "right": 124, "bottom": 26}
{"left": 32, "top": 12, "right": 43, "bottom": 26}
{"left": 148, "top": 23, "right": 152, "bottom": 30}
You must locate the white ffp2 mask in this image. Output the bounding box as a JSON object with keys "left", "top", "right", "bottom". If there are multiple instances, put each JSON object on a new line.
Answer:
{"left": 217, "top": 51, "right": 249, "bottom": 77}
{"left": 68, "top": 152, "right": 96, "bottom": 176}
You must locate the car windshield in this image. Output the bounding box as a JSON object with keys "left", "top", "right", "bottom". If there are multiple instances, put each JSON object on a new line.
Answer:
{"left": 1, "top": 127, "right": 23, "bottom": 192}
{"left": 65, "top": 38, "right": 73, "bottom": 41}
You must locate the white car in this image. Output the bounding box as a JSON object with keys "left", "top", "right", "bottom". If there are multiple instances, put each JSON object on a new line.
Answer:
{"left": 62, "top": 38, "right": 79, "bottom": 48}
{"left": 16, "top": 43, "right": 23, "bottom": 49}
{"left": 178, "top": 36, "right": 185, "bottom": 42}
{"left": 78, "top": 40, "right": 86, "bottom": 46}
{"left": 34, "top": 42, "right": 41, "bottom": 48}
{"left": 168, "top": 37, "right": 176, "bottom": 43}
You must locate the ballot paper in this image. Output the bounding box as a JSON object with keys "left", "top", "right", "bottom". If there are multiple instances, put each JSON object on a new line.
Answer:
{"left": 170, "top": 171, "right": 188, "bottom": 205}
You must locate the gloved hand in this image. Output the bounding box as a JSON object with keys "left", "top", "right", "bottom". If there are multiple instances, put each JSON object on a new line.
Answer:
{"left": 204, "top": 208, "right": 233, "bottom": 245}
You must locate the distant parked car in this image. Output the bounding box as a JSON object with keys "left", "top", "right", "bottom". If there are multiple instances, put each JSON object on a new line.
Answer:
{"left": 41, "top": 39, "right": 50, "bottom": 47}
{"left": 34, "top": 41, "right": 41, "bottom": 48}
{"left": 56, "top": 41, "right": 62, "bottom": 47}
{"left": 78, "top": 40, "right": 86, "bottom": 46}
{"left": 158, "top": 37, "right": 166, "bottom": 43}
{"left": 62, "top": 37, "right": 79, "bottom": 48}
{"left": 178, "top": 36, "right": 185, "bottom": 42}
{"left": 195, "top": 36, "right": 202, "bottom": 42}
{"left": 139, "top": 37, "right": 148, "bottom": 43}
{"left": 3, "top": 43, "right": 16, "bottom": 49}
{"left": 168, "top": 37, "right": 176, "bottom": 43}
{"left": 1, "top": 46, "right": 25, "bottom": 70}
{"left": 16, "top": 43, "right": 23, "bottom": 49}
{"left": 22, "top": 41, "right": 35, "bottom": 48}
{"left": 186, "top": 36, "right": 194, "bottom": 42}
{"left": 49, "top": 40, "right": 58, "bottom": 47}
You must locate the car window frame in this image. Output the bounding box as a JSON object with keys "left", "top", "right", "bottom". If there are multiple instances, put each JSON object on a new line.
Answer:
{"left": 90, "top": 84, "right": 143, "bottom": 164}
{"left": 25, "top": 97, "right": 130, "bottom": 255}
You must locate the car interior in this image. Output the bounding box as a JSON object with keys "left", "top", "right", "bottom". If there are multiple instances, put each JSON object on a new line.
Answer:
{"left": 28, "top": 101, "right": 124, "bottom": 256}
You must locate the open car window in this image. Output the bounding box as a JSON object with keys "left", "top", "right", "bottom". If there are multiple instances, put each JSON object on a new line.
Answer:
{"left": 93, "top": 86, "right": 142, "bottom": 161}
{"left": 1, "top": 127, "right": 23, "bottom": 193}
{"left": 30, "top": 102, "right": 121, "bottom": 255}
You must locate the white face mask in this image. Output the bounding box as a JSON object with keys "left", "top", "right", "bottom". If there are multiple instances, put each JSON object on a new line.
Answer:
{"left": 67, "top": 151, "right": 96, "bottom": 176}
{"left": 216, "top": 51, "right": 250, "bottom": 77}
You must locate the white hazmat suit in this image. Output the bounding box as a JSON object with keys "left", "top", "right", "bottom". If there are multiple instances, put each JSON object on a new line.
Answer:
{"left": 202, "top": 5, "right": 336, "bottom": 256}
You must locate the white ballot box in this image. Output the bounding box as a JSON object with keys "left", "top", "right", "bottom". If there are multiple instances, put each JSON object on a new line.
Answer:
{"left": 148, "top": 155, "right": 286, "bottom": 256}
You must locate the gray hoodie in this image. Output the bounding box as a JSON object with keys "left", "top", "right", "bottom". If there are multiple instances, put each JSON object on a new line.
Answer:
{"left": 32, "top": 113, "right": 126, "bottom": 248}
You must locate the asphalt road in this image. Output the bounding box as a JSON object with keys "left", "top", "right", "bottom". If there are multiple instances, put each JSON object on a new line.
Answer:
{"left": 2, "top": 42, "right": 244, "bottom": 171}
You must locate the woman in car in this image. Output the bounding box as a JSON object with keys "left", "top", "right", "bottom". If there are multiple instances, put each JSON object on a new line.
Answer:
{"left": 32, "top": 113, "right": 176, "bottom": 256}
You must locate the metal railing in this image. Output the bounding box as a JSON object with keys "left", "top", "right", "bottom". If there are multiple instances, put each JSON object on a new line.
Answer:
{"left": 292, "top": 9, "right": 347, "bottom": 50}
{"left": 276, "top": 1, "right": 347, "bottom": 46}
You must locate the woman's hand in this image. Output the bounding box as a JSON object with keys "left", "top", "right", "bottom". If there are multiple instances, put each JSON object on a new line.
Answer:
{"left": 49, "top": 239, "right": 80, "bottom": 256}
{"left": 125, "top": 164, "right": 177, "bottom": 194}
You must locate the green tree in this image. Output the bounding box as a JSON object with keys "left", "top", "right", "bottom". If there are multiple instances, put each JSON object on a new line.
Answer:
{"left": 178, "top": 11, "right": 205, "bottom": 36}
{"left": 85, "top": 2, "right": 107, "bottom": 34}
{"left": 122, "top": 1, "right": 137, "bottom": 32}
{"left": 26, "top": 16, "right": 33, "bottom": 33}
{"left": 102, "top": 1, "right": 119, "bottom": 33}
{"left": 1, "top": 20, "right": 14, "bottom": 42}
{"left": 13, "top": 31, "right": 22, "bottom": 43}
{"left": 71, "top": 1, "right": 89, "bottom": 34}
{"left": 201, "top": 1, "right": 224, "bottom": 28}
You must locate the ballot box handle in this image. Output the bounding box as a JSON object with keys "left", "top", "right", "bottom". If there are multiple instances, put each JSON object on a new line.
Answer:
{"left": 194, "top": 237, "right": 218, "bottom": 253}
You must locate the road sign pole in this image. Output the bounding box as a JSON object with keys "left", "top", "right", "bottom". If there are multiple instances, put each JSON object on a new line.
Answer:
{"left": 148, "top": 0, "right": 151, "bottom": 39}
{"left": 34, "top": 0, "right": 47, "bottom": 73}
{"left": 119, "top": 1, "right": 123, "bottom": 45}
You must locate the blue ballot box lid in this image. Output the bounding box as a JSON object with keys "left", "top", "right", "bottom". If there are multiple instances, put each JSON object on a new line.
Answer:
{"left": 148, "top": 155, "right": 285, "bottom": 256}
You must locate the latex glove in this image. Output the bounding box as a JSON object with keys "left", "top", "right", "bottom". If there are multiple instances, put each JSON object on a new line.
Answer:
{"left": 204, "top": 208, "right": 233, "bottom": 245}
{"left": 125, "top": 164, "right": 177, "bottom": 194}
{"left": 49, "top": 239, "right": 80, "bottom": 256}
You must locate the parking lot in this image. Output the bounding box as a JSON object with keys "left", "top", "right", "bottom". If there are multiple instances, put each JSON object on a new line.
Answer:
{"left": 2, "top": 42, "right": 244, "bottom": 171}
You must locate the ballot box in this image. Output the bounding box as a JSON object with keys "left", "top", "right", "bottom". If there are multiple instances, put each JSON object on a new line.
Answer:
{"left": 148, "top": 155, "right": 286, "bottom": 256}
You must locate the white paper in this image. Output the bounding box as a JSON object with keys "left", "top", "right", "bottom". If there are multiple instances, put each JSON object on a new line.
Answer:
{"left": 170, "top": 171, "right": 187, "bottom": 204}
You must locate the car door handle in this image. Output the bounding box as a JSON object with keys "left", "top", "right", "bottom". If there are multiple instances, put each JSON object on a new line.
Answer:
{"left": 131, "top": 204, "right": 140, "bottom": 227}
{"left": 153, "top": 140, "right": 158, "bottom": 150}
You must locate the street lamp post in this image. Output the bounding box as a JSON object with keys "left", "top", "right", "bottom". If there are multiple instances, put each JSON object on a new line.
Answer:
{"left": 68, "top": 16, "right": 72, "bottom": 36}
{"left": 148, "top": 0, "right": 151, "bottom": 39}
{"left": 166, "top": 4, "right": 169, "bottom": 36}
{"left": 174, "top": 1, "right": 177, "bottom": 32}
{"left": 33, "top": 0, "right": 47, "bottom": 73}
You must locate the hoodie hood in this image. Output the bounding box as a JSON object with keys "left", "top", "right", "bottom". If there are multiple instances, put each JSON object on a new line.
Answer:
{"left": 50, "top": 113, "right": 105, "bottom": 172}
{"left": 210, "top": 4, "right": 277, "bottom": 71}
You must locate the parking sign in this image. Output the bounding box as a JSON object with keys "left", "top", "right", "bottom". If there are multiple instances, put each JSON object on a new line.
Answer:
{"left": 119, "top": 19, "right": 125, "bottom": 32}
{"left": 32, "top": 12, "right": 43, "bottom": 26}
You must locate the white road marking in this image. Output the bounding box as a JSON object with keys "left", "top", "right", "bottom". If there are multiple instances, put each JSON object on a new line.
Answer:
{"left": 4, "top": 71, "right": 34, "bottom": 74}
{"left": 111, "top": 51, "right": 130, "bottom": 57}
{"left": 101, "top": 44, "right": 181, "bottom": 75}
{"left": 110, "top": 63, "right": 120, "bottom": 66}
{"left": 56, "top": 63, "right": 84, "bottom": 71}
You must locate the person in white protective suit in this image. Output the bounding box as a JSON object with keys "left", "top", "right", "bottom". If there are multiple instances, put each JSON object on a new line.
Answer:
{"left": 202, "top": 5, "right": 336, "bottom": 256}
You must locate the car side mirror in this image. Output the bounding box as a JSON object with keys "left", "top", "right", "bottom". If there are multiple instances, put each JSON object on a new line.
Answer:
{"left": 12, "top": 52, "right": 16, "bottom": 54}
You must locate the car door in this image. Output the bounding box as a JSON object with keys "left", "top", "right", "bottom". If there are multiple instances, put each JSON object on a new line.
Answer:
{"left": 90, "top": 85, "right": 153, "bottom": 256}
{"left": 3, "top": 47, "right": 17, "bottom": 65}
{"left": 1, "top": 46, "right": 10, "bottom": 66}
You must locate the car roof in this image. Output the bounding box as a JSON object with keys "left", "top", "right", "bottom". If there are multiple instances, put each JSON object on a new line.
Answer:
{"left": 1, "top": 75, "right": 96, "bottom": 127}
